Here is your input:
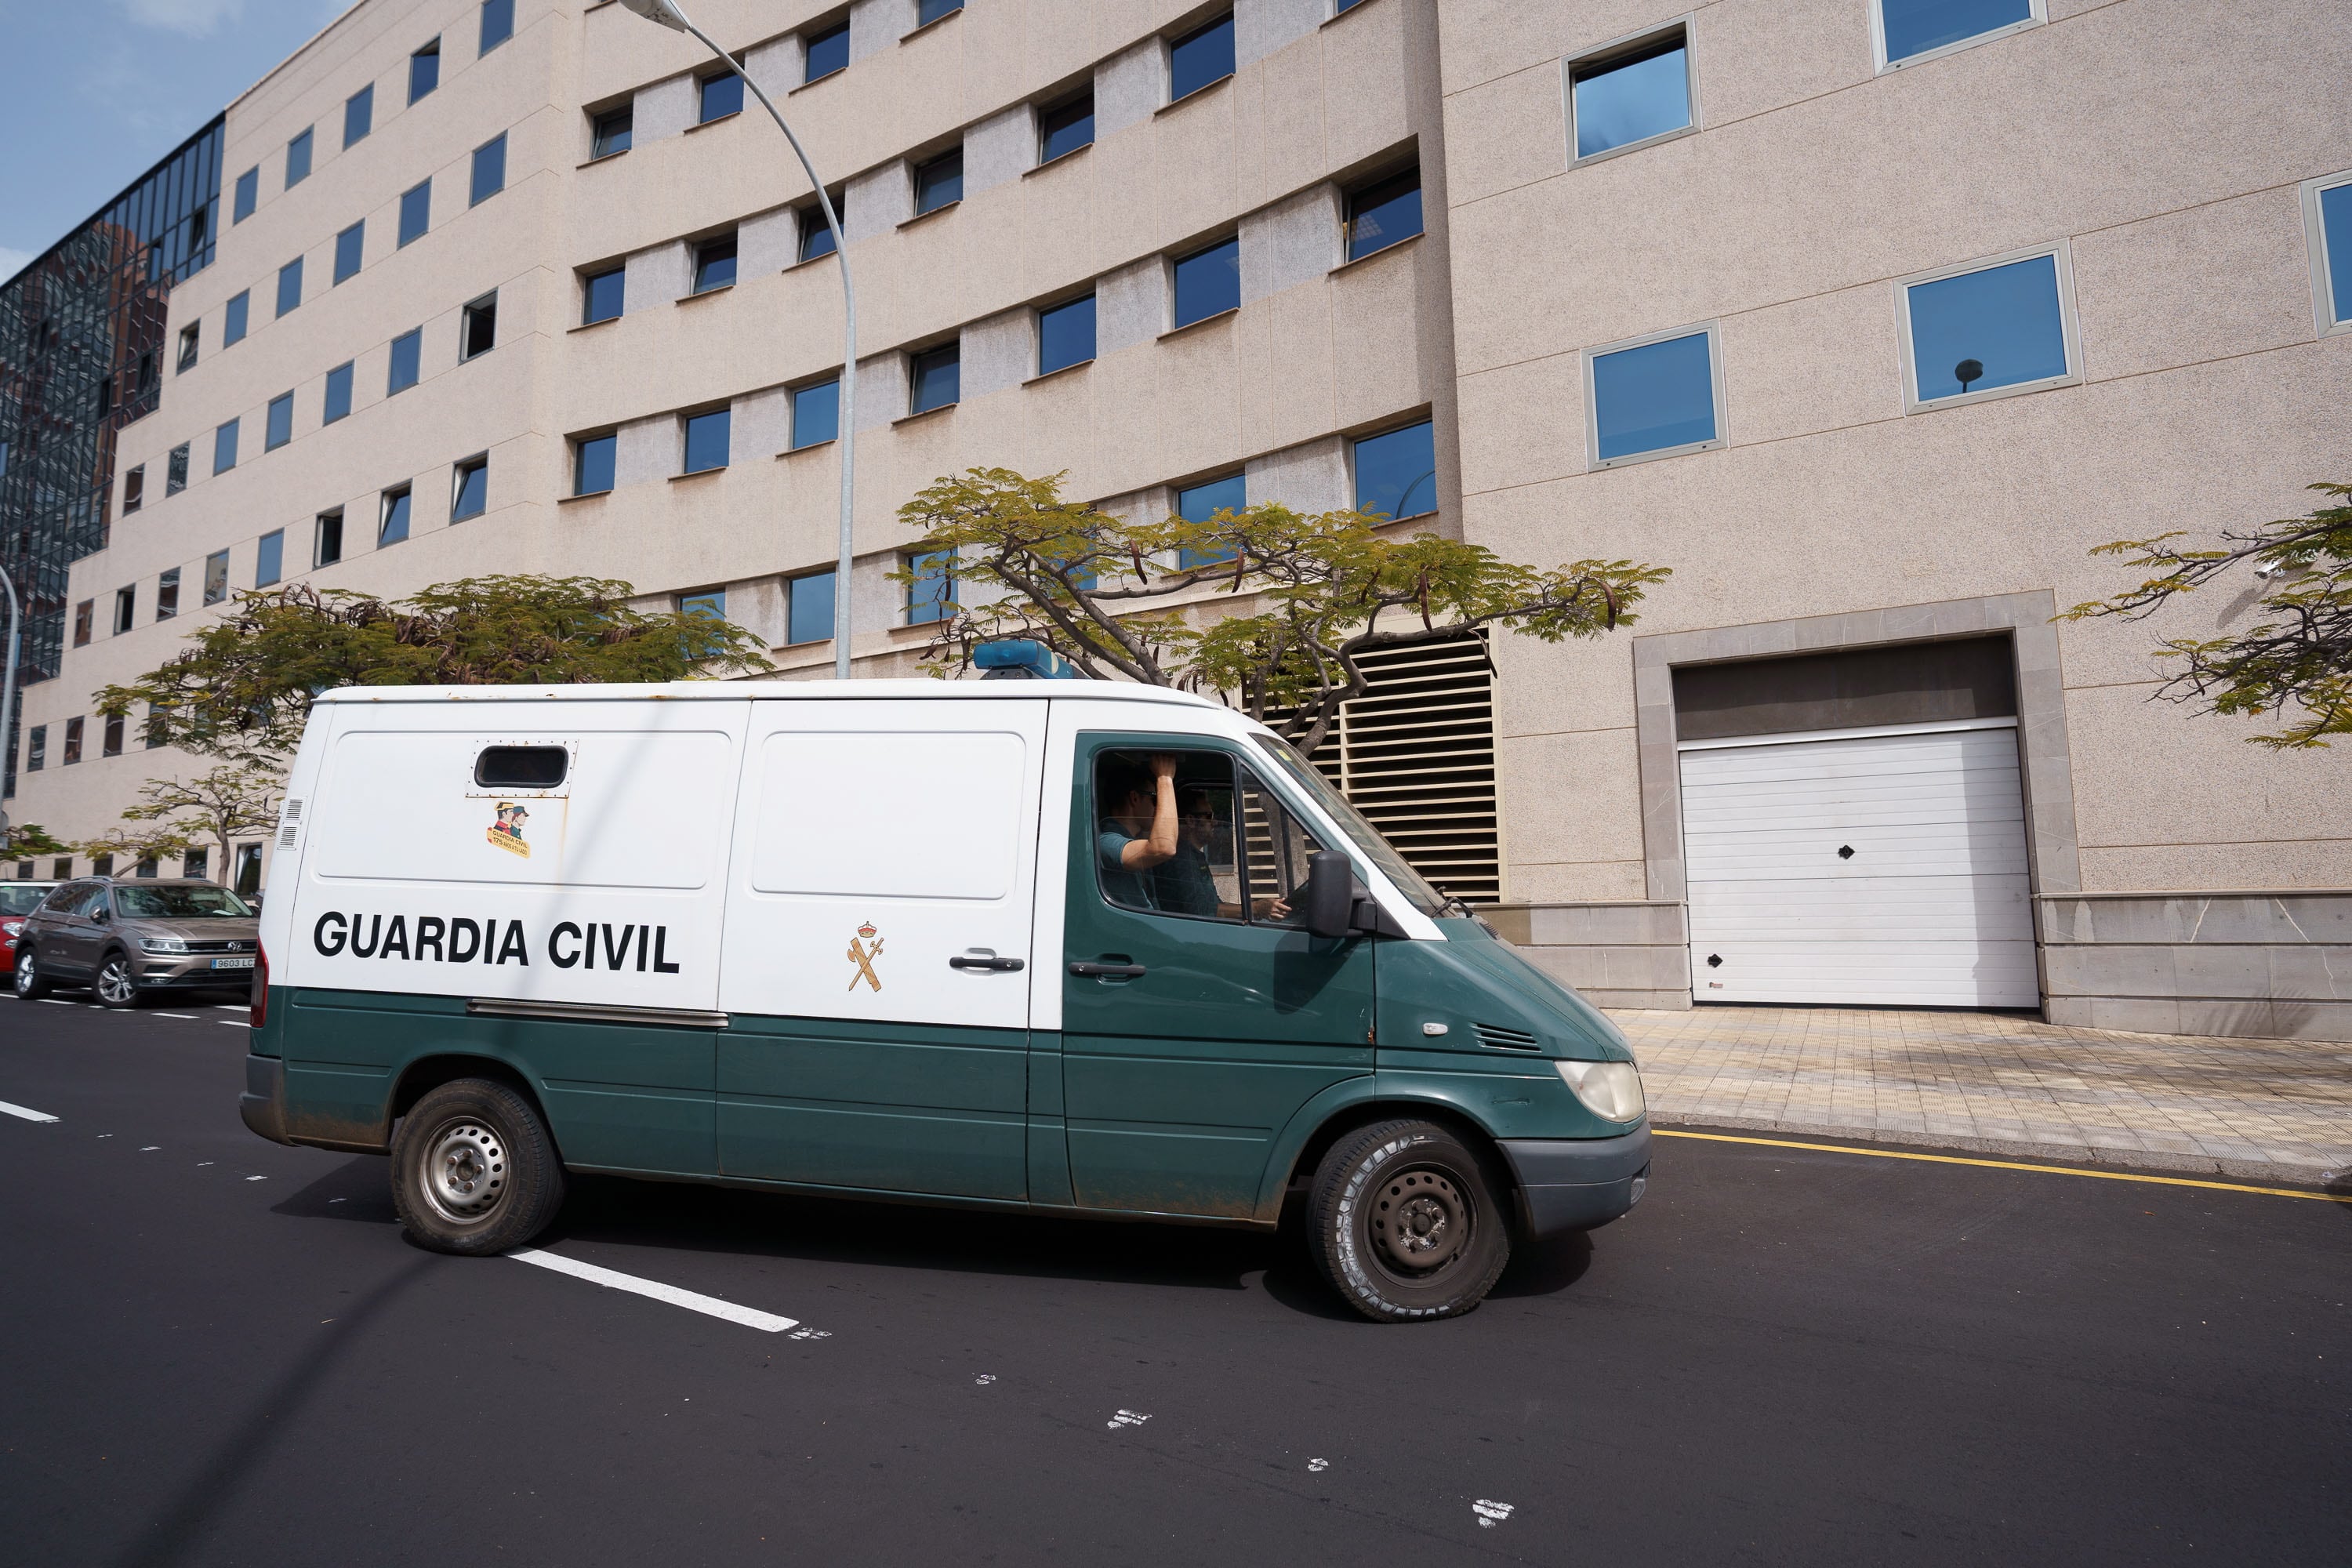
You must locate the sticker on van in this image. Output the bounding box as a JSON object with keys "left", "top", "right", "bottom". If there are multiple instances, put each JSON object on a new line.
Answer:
{"left": 845, "top": 920, "right": 884, "bottom": 992}
{"left": 487, "top": 801, "right": 531, "bottom": 857}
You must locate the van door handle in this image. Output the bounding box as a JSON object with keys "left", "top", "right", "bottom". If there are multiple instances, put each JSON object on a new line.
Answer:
{"left": 1068, "top": 960, "right": 1146, "bottom": 979}
{"left": 948, "top": 954, "right": 1025, "bottom": 972}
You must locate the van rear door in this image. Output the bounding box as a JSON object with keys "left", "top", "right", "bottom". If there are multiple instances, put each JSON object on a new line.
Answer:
{"left": 715, "top": 698, "right": 1047, "bottom": 1200}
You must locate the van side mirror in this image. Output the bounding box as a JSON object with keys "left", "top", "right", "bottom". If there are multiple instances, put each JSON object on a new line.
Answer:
{"left": 1302, "top": 851, "right": 1356, "bottom": 939}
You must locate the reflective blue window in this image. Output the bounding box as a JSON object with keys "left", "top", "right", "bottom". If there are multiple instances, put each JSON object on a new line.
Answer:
{"left": 684, "top": 408, "right": 731, "bottom": 473}
{"left": 917, "top": 0, "right": 963, "bottom": 24}
{"left": 909, "top": 343, "right": 960, "bottom": 414}
{"left": 906, "top": 550, "right": 955, "bottom": 625}
{"left": 398, "top": 180, "right": 430, "bottom": 245}
{"left": 410, "top": 40, "right": 441, "bottom": 103}
{"left": 1880, "top": 0, "right": 2034, "bottom": 65}
{"left": 1905, "top": 252, "right": 2068, "bottom": 402}
{"left": 575, "top": 434, "right": 616, "bottom": 495}
{"left": 1572, "top": 38, "right": 1690, "bottom": 160}
{"left": 789, "top": 572, "right": 836, "bottom": 644}
{"left": 1038, "top": 293, "right": 1096, "bottom": 375}
{"left": 256, "top": 530, "right": 284, "bottom": 588}
{"left": 2320, "top": 181, "right": 2352, "bottom": 326}
{"left": 233, "top": 168, "right": 258, "bottom": 223}
{"left": 693, "top": 235, "right": 737, "bottom": 293}
{"left": 681, "top": 590, "right": 725, "bottom": 621}
{"left": 388, "top": 328, "right": 422, "bottom": 394}
{"left": 452, "top": 457, "right": 488, "bottom": 521}
{"left": 583, "top": 267, "right": 625, "bottom": 325}
{"left": 805, "top": 21, "right": 848, "bottom": 82}
{"left": 379, "top": 486, "right": 411, "bottom": 546}
{"left": 1589, "top": 329, "right": 1718, "bottom": 463}
{"left": 1169, "top": 14, "right": 1234, "bottom": 103}
{"left": 1346, "top": 169, "right": 1421, "bottom": 262}
{"left": 334, "top": 220, "right": 364, "bottom": 284}
{"left": 699, "top": 72, "right": 742, "bottom": 123}
{"left": 799, "top": 202, "right": 840, "bottom": 261}
{"left": 286, "top": 128, "right": 312, "bottom": 187}
{"left": 1176, "top": 472, "right": 1245, "bottom": 569}
{"left": 592, "top": 107, "right": 633, "bottom": 158}
{"left": 223, "top": 291, "right": 249, "bottom": 346}
{"left": 275, "top": 257, "right": 303, "bottom": 317}
{"left": 1172, "top": 237, "right": 1240, "bottom": 328}
{"left": 265, "top": 392, "right": 293, "bottom": 451}
{"left": 323, "top": 361, "right": 354, "bottom": 424}
{"left": 914, "top": 148, "right": 964, "bottom": 215}
{"left": 1353, "top": 421, "right": 1437, "bottom": 520}
{"left": 791, "top": 377, "right": 840, "bottom": 448}
{"left": 344, "top": 84, "right": 374, "bottom": 148}
{"left": 212, "top": 419, "right": 238, "bottom": 474}
{"left": 470, "top": 133, "right": 506, "bottom": 205}
{"left": 1040, "top": 95, "right": 1094, "bottom": 162}
{"left": 479, "top": 0, "right": 514, "bottom": 54}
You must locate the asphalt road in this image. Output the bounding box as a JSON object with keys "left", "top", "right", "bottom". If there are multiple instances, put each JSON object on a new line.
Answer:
{"left": 2, "top": 994, "right": 2345, "bottom": 1567}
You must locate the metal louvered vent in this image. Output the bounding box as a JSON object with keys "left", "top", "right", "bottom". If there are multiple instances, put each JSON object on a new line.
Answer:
{"left": 1294, "top": 631, "right": 1502, "bottom": 904}
{"left": 1472, "top": 1022, "right": 1541, "bottom": 1051}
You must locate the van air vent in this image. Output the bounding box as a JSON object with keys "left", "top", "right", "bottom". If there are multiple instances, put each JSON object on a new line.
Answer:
{"left": 1473, "top": 1022, "right": 1541, "bottom": 1051}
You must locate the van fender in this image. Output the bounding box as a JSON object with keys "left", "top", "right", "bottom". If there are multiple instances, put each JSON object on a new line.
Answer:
{"left": 1251, "top": 1076, "right": 1507, "bottom": 1224}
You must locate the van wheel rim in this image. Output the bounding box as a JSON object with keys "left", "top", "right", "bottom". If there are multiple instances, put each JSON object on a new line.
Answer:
{"left": 1370, "top": 1167, "right": 1470, "bottom": 1276}
{"left": 96, "top": 959, "right": 135, "bottom": 1005}
{"left": 419, "top": 1120, "right": 508, "bottom": 1225}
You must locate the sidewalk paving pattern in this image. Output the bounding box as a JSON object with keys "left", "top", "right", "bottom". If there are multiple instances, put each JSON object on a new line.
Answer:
{"left": 1609, "top": 1004, "right": 2352, "bottom": 1187}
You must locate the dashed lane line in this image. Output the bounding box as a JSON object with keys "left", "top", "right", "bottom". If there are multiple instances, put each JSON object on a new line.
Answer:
{"left": 0, "top": 1100, "right": 61, "bottom": 1123}
{"left": 508, "top": 1248, "right": 800, "bottom": 1333}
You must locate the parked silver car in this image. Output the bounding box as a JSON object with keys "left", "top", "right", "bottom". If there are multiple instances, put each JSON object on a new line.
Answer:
{"left": 13, "top": 879, "right": 260, "bottom": 1008}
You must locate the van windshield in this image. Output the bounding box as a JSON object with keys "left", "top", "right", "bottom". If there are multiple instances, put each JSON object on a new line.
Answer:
{"left": 1248, "top": 734, "right": 1449, "bottom": 916}
{"left": 114, "top": 885, "right": 254, "bottom": 919}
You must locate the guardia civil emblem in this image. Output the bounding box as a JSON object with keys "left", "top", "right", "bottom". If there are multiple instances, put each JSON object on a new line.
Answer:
{"left": 486, "top": 801, "right": 531, "bottom": 858}
{"left": 846, "top": 920, "right": 884, "bottom": 992}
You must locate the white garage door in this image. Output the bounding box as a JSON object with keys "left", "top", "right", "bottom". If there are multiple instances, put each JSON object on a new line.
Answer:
{"left": 1680, "top": 720, "right": 2038, "bottom": 1007}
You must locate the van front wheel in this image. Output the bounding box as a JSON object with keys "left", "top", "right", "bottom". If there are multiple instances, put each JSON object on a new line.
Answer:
{"left": 1308, "top": 1120, "right": 1511, "bottom": 1323}
{"left": 391, "top": 1079, "right": 566, "bottom": 1256}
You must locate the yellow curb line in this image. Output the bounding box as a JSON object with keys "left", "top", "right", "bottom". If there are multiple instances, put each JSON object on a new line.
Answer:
{"left": 1652, "top": 1128, "right": 2352, "bottom": 1203}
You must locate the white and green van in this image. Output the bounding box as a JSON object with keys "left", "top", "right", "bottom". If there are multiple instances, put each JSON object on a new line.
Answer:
{"left": 241, "top": 681, "right": 1648, "bottom": 1320}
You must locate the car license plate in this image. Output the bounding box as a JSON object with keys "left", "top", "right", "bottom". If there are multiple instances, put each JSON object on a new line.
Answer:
{"left": 211, "top": 956, "right": 256, "bottom": 970}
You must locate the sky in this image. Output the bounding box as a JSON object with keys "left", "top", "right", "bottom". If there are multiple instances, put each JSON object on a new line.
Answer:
{"left": 0, "top": 0, "right": 352, "bottom": 283}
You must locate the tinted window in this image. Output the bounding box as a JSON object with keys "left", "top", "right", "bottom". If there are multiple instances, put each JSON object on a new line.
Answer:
{"left": 324, "top": 361, "right": 354, "bottom": 423}
{"left": 1176, "top": 472, "right": 1244, "bottom": 568}
{"left": 1880, "top": 0, "right": 2033, "bottom": 64}
{"left": 684, "top": 409, "right": 731, "bottom": 473}
{"left": 791, "top": 377, "right": 840, "bottom": 448}
{"left": 1172, "top": 238, "right": 1240, "bottom": 328}
{"left": 475, "top": 745, "right": 568, "bottom": 789}
{"left": 575, "top": 434, "right": 617, "bottom": 494}
{"left": 917, "top": 0, "right": 963, "bottom": 23}
{"left": 1590, "top": 329, "right": 1717, "bottom": 462}
{"left": 1038, "top": 293, "right": 1096, "bottom": 375}
{"left": 379, "top": 487, "right": 412, "bottom": 546}
{"left": 1346, "top": 169, "right": 1421, "bottom": 261}
{"left": 2324, "top": 183, "right": 2352, "bottom": 326}
{"left": 399, "top": 179, "right": 430, "bottom": 245}
{"left": 286, "top": 128, "right": 313, "bottom": 186}
{"left": 592, "top": 107, "right": 633, "bottom": 158}
{"left": 693, "top": 235, "right": 737, "bottom": 292}
{"left": 212, "top": 418, "right": 239, "bottom": 474}
{"left": 205, "top": 550, "right": 230, "bottom": 604}
{"left": 805, "top": 21, "right": 848, "bottom": 82}
{"left": 410, "top": 40, "right": 441, "bottom": 102}
{"left": 388, "top": 328, "right": 422, "bottom": 394}
{"left": 1353, "top": 420, "right": 1436, "bottom": 520}
{"left": 1573, "top": 38, "right": 1690, "bottom": 160}
{"left": 115, "top": 885, "right": 252, "bottom": 918}
{"left": 40, "top": 883, "right": 93, "bottom": 915}
{"left": 276, "top": 256, "right": 303, "bottom": 317}
{"left": 452, "top": 457, "right": 488, "bottom": 520}
{"left": 1905, "top": 253, "right": 2068, "bottom": 401}
{"left": 0, "top": 885, "right": 50, "bottom": 916}
{"left": 583, "top": 267, "right": 625, "bottom": 324}
{"left": 463, "top": 294, "right": 498, "bottom": 358}
{"left": 909, "top": 343, "right": 960, "bottom": 414}
{"left": 789, "top": 572, "right": 836, "bottom": 644}
{"left": 1091, "top": 751, "right": 1320, "bottom": 924}
{"left": 799, "top": 202, "right": 840, "bottom": 262}
{"left": 265, "top": 392, "right": 293, "bottom": 450}
{"left": 1169, "top": 14, "right": 1235, "bottom": 102}
{"left": 344, "top": 84, "right": 374, "bottom": 147}
{"left": 223, "top": 291, "right": 249, "bottom": 345}
{"left": 699, "top": 72, "right": 742, "bottom": 122}
{"left": 256, "top": 529, "right": 284, "bottom": 587}
{"left": 914, "top": 148, "right": 963, "bottom": 215}
{"left": 906, "top": 550, "right": 954, "bottom": 625}
{"left": 470, "top": 134, "right": 507, "bottom": 205}
{"left": 233, "top": 167, "right": 258, "bottom": 222}
{"left": 315, "top": 510, "right": 345, "bottom": 566}
{"left": 1040, "top": 95, "right": 1094, "bottom": 163}
{"left": 479, "top": 0, "right": 514, "bottom": 53}
{"left": 334, "top": 220, "right": 365, "bottom": 283}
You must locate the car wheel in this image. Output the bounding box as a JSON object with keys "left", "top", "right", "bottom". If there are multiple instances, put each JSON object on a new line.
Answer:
{"left": 1308, "top": 1119, "right": 1512, "bottom": 1323}
{"left": 390, "top": 1078, "right": 567, "bottom": 1256}
{"left": 14, "top": 946, "right": 53, "bottom": 1000}
{"left": 94, "top": 950, "right": 143, "bottom": 1008}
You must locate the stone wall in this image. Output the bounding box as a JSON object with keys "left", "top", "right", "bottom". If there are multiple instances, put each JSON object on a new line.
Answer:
{"left": 2041, "top": 891, "right": 2352, "bottom": 1042}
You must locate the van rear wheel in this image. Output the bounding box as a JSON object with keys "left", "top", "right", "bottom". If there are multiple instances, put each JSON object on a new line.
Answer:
{"left": 391, "top": 1078, "right": 566, "bottom": 1256}
{"left": 1308, "top": 1119, "right": 1510, "bottom": 1323}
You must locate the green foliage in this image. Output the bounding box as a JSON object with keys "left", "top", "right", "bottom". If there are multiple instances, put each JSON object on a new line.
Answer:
{"left": 1, "top": 822, "right": 74, "bottom": 861}
{"left": 2060, "top": 481, "right": 2352, "bottom": 748}
{"left": 82, "top": 823, "right": 199, "bottom": 867}
{"left": 120, "top": 762, "right": 285, "bottom": 877}
{"left": 96, "top": 575, "right": 773, "bottom": 762}
{"left": 896, "top": 468, "right": 1668, "bottom": 755}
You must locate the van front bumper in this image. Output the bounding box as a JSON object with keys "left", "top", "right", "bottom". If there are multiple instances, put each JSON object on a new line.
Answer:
{"left": 1500, "top": 1126, "right": 1650, "bottom": 1237}
{"left": 239, "top": 1053, "right": 293, "bottom": 1145}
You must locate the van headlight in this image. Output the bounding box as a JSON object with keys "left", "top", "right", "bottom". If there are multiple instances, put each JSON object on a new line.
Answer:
{"left": 1555, "top": 1058, "right": 1646, "bottom": 1123}
{"left": 138, "top": 937, "right": 189, "bottom": 954}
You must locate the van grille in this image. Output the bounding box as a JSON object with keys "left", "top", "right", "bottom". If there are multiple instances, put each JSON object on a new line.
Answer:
{"left": 1473, "top": 1022, "right": 1541, "bottom": 1051}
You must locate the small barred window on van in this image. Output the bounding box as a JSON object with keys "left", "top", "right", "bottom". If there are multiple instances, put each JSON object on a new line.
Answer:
{"left": 475, "top": 746, "right": 569, "bottom": 789}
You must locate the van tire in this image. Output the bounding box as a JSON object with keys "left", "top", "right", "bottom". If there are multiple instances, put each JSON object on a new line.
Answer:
{"left": 13, "top": 946, "right": 53, "bottom": 1000}
{"left": 1308, "top": 1119, "right": 1510, "bottom": 1323}
{"left": 390, "top": 1079, "right": 565, "bottom": 1256}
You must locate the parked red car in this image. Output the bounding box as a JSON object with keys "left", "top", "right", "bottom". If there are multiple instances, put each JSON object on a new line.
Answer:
{"left": 2, "top": 883, "right": 59, "bottom": 974}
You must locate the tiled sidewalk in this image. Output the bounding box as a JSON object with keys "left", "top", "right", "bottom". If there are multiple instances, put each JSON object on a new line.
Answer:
{"left": 1607, "top": 1005, "right": 2352, "bottom": 1186}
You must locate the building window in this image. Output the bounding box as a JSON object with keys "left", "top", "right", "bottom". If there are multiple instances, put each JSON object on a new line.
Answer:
{"left": 679, "top": 589, "right": 726, "bottom": 621}
{"left": 583, "top": 267, "right": 625, "bottom": 324}
{"left": 699, "top": 71, "right": 743, "bottom": 123}
{"left": 25, "top": 727, "right": 44, "bottom": 771}
{"left": 2303, "top": 172, "right": 2352, "bottom": 336}
{"left": 324, "top": 361, "right": 354, "bottom": 424}
{"left": 1039, "top": 93, "right": 1094, "bottom": 164}
{"left": 1353, "top": 420, "right": 1437, "bottom": 521}
{"left": 234, "top": 843, "right": 262, "bottom": 896}
{"left": 156, "top": 568, "right": 179, "bottom": 620}
{"left": 683, "top": 408, "right": 732, "bottom": 473}
{"left": 315, "top": 510, "right": 344, "bottom": 567}
{"left": 789, "top": 571, "right": 836, "bottom": 643}
{"left": 177, "top": 324, "right": 199, "bottom": 371}
{"left": 212, "top": 418, "right": 239, "bottom": 474}
{"left": 114, "top": 585, "right": 137, "bottom": 633}
{"left": 799, "top": 196, "right": 844, "bottom": 261}
{"left": 1172, "top": 237, "right": 1240, "bottom": 328}
{"left": 913, "top": 147, "right": 964, "bottom": 216}
{"left": 286, "top": 127, "right": 313, "bottom": 187}
{"left": 389, "top": 327, "right": 423, "bottom": 394}
{"left": 223, "top": 290, "right": 249, "bottom": 346}
{"left": 183, "top": 846, "right": 209, "bottom": 880}
{"left": 233, "top": 167, "right": 258, "bottom": 223}
{"left": 411, "top": 38, "right": 441, "bottom": 102}
{"left": 143, "top": 705, "right": 166, "bottom": 748}
{"left": 452, "top": 454, "right": 490, "bottom": 520}
{"left": 471, "top": 134, "right": 508, "bottom": 205}
{"left": 691, "top": 234, "right": 737, "bottom": 293}
{"left": 909, "top": 343, "right": 960, "bottom": 414}
{"left": 204, "top": 550, "right": 230, "bottom": 604}
{"left": 122, "top": 465, "right": 144, "bottom": 514}
{"left": 74, "top": 601, "right": 93, "bottom": 645}
{"left": 462, "top": 292, "right": 498, "bottom": 358}
{"left": 479, "top": 0, "right": 514, "bottom": 54}
{"left": 256, "top": 529, "right": 284, "bottom": 587}
{"left": 804, "top": 20, "right": 849, "bottom": 83}
{"left": 1875, "top": 0, "right": 2039, "bottom": 71}
{"left": 790, "top": 376, "right": 840, "bottom": 448}
{"left": 265, "top": 390, "right": 294, "bottom": 450}
{"left": 276, "top": 256, "right": 303, "bottom": 317}
{"left": 1176, "top": 472, "right": 1246, "bottom": 568}
{"left": 334, "top": 220, "right": 365, "bottom": 284}
{"left": 591, "top": 106, "right": 633, "bottom": 158}
{"left": 906, "top": 550, "right": 955, "bottom": 626}
{"left": 917, "top": 0, "right": 963, "bottom": 24}
{"left": 1169, "top": 13, "right": 1236, "bottom": 103}
{"left": 1584, "top": 323, "right": 1722, "bottom": 466}
{"left": 1570, "top": 27, "right": 1692, "bottom": 162}
{"left": 1345, "top": 168, "right": 1422, "bottom": 261}
{"left": 103, "top": 714, "right": 125, "bottom": 757}
{"left": 166, "top": 444, "right": 189, "bottom": 494}
{"left": 1038, "top": 292, "right": 1096, "bottom": 375}
{"left": 344, "top": 83, "right": 375, "bottom": 148}
{"left": 1899, "top": 245, "right": 2076, "bottom": 410}
{"left": 379, "top": 485, "right": 412, "bottom": 547}
{"left": 574, "top": 433, "right": 617, "bottom": 495}
{"left": 399, "top": 179, "right": 431, "bottom": 245}
{"left": 63, "top": 718, "right": 84, "bottom": 767}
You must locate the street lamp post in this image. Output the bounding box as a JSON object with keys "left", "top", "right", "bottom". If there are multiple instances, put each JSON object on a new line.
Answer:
{"left": 0, "top": 563, "right": 20, "bottom": 840}
{"left": 619, "top": 0, "right": 858, "bottom": 679}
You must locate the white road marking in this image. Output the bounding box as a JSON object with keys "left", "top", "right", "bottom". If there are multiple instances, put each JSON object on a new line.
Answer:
{"left": 213, "top": 1004, "right": 245, "bottom": 1011}
{"left": 975, "top": 1374, "right": 996, "bottom": 1385}
{"left": 39, "top": 999, "right": 75, "bottom": 1006}
{"left": 508, "top": 1248, "right": 800, "bottom": 1333}
{"left": 1107, "top": 1410, "right": 1151, "bottom": 1431}
{"left": 154, "top": 1012, "right": 196, "bottom": 1020}
{"left": 216, "top": 1020, "right": 248, "bottom": 1028}
{"left": 1472, "top": 1501, "right": 1514, "bottom": 1529}
{"left": 245, "top": 1175, "right": 266, "bottom": 1182}
{"left": 0, "top": 1100, "right": 60, "bottom": 1123}
{"left": 1308, "top": 1458, "right": 1329, "bottom": 1472}
{"left": 140, "top": 1145, "right": 160, "bottom": 1152}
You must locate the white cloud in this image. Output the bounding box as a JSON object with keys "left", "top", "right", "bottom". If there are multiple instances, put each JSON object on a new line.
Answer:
{"left": 118, "top": 0, "right": 248, "bottom": 38}
{"left": 0, "top": 247, "right": 34, "bottom": 286}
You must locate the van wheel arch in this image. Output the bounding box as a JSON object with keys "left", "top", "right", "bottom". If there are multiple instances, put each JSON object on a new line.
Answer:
{"left": 390, "top": 1056, "right": 557, "bottom": 1154}
{"left": 1284, "top": 1102, "right": 1519, "bottom": 1227}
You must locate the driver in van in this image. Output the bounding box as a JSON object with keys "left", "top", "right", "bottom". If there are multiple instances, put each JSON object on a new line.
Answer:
{"left": 1098, "top": 753, "right": 1181, "bottom": 909}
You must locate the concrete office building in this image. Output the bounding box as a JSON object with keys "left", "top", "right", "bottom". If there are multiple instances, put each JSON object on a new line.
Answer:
{"left": 3, "top": 0, "right": 2348, "bottom": 1040}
